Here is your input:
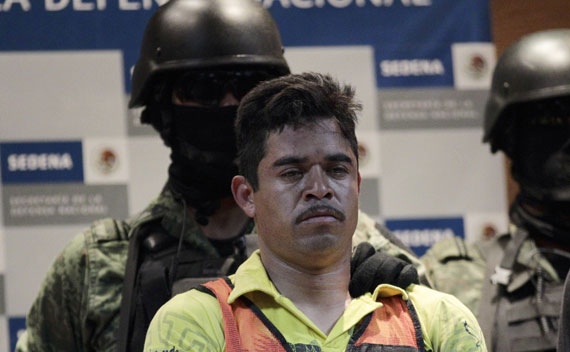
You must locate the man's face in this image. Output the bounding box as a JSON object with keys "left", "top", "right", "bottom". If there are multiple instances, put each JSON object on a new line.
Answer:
{"left": 249, "top": 119, "right": 360, "bottom": 269}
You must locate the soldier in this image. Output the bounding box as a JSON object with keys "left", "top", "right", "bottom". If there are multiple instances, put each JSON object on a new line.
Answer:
{"left": 421, "top": 29, "right": 570, "bottom": 351}
{"left": 15, "top": 0, "right": 425, "bottom": 351}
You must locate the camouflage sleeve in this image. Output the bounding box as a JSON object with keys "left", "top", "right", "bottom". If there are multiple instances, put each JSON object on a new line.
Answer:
{"left": 353, "top": 210, "right": 431, "bottom": 286}
{"left": 15, "top": 231, "right": 90, "bottom": 352}
{"left": 420, "top": 237, "right": 486, "bottom": 315}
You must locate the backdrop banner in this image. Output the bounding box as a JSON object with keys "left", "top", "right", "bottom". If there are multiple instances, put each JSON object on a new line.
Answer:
{"left": 0, "top": 1, "right": 507, "bottom": 350}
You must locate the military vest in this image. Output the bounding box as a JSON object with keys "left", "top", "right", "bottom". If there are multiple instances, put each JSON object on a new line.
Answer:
{"left": 116, "top": 216, "right": 257, "bottom": 352}
{"left": 476, "top": 229, "right": 564, "bottom": 352}
{"left": 200, "top": 278, "right": 426, "bottom": 352}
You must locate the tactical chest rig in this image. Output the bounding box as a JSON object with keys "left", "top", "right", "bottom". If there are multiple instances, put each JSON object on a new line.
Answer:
{"left": 116, "top": 217, "right": 258, "bottom": 352}
{"left": 478, "top": 229, "right": 565, "bottom": 352}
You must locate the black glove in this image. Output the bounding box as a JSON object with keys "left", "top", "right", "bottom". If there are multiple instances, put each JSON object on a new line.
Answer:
{"left": 349, "top": 242, "right": 419, "bottom": 297}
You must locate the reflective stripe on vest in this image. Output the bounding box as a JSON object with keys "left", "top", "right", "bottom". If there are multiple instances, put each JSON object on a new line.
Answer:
{"left": 201, "top": 278, "right": 425, "bottom": 352}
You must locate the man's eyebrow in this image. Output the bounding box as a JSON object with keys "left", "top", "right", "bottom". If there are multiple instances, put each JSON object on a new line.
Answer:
{"left": 326, "top": 153, "right": 354, "bottom": 164}
{"left": 272, "top": 153, "right": 354, "bottom": 168}
{"left": 272, "top": 156, "right": 308, "bottom": 168}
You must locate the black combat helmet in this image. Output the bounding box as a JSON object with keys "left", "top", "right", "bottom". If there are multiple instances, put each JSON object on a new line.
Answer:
{"left": 483, "top": 29, "right": 570, "bottom": 153}
{"left": 129, "top": 0, "right": 290, "bottom": 109}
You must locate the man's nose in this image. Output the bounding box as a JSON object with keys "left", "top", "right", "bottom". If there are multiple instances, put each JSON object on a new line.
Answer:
{"left": 303, "top": 167, "right": 333, "bottom": 200}
{"left": 219, "top": 90, "right": 240, "bottom": 107}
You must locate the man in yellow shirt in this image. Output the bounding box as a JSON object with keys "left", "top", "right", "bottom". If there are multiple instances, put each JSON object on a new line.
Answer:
{"left": 144, "top": 72, "right": 486, "bottom": 352}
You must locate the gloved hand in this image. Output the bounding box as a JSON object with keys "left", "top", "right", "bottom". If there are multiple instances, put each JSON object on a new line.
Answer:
{"left": 349, "top": 242, "right": 419, "bottom": 297}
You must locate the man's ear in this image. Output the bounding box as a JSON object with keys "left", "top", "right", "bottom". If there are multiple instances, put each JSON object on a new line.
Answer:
{"left": 231, "top": 175, "right": 256, "bottom": 218}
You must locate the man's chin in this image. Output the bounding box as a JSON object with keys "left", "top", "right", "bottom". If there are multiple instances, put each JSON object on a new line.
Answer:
{"left": 296, "top": 231, "right": 348, "bottom": 254}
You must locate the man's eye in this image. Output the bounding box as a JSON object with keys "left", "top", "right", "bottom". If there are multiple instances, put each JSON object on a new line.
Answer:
{"left": 281, "top": 170, "right": 302, "bottom": 179}
{"left": 329, "top": 166, "right": 349, "bottom": 176}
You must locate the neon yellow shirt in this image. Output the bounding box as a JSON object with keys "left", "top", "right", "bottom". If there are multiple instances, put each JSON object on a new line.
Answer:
{"left": 144, "top": 251, "right": 486, "bottom": 352}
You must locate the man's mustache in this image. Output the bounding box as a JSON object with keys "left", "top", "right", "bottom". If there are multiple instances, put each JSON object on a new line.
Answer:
{"left": 295, "top": 204, "right": 346, "bottom": 224}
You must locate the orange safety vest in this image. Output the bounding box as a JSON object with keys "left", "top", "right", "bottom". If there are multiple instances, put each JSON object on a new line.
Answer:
{"left": 199, "top": 278, "right": 425, "bottom": 352}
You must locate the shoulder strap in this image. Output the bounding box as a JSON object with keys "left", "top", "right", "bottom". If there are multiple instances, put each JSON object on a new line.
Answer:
{"left": 475, "top": 237, "right": 505, "bottom": 350}
{"left": 493, "top": 228, "right": 529, "bottom": 286}
{"left": 476, "top": 228, "right": 528, "bottom": 350}
{"left": 406, "top": 300, "right": 427, "bottom": 352}
{"left": 350, "top": 296, "right": 424, "bottom": 351}
{"left": 116, "top": 218, "right": 164, "bottom": 352}
{"left": 558, "top": 270, "right": 570, "bottom": 352}
{"left": 202, "top": 278, "right": 245, "bottom": 352}
{"left": 202, "top": 278, "right": 290, "bottom": 352}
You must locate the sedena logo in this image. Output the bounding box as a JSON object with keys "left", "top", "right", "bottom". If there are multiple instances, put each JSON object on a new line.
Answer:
{"left": 1, "top": 141, "right": 84, "bottom": 184}
{"left": 380, "top": 59, "right": 445, "bottom": 77}
{"left": 8, "top": 153, "right": 73, "bottom": 171}
{"left": 385, "top": 217, "right": 464, "bottom": 256}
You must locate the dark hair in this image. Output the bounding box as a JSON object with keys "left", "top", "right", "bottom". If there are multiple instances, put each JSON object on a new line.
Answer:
{"left": 235, "top": 72, "right": 361, "bottom": 190}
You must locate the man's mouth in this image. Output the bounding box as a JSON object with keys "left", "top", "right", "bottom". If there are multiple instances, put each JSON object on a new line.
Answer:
{"left": 295, "top": 205, "right": 346, "bottom": 224}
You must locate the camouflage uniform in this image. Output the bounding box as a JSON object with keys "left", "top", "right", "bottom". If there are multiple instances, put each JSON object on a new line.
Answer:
{"left": 16, "top": 187, "right": 425, "bottom": 352}
{"left": 421, "top": 236, "right": 487, "bottom": 315}
{"left": 424, "top": 28, "right": 570, "bottom": 352}
{"left": 421, "top": 226, "right": 564, "bottom": 351}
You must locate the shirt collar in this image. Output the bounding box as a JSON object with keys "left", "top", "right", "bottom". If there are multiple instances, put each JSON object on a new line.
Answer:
{"left": 229, "top": 250, "right": 410, "bottom": 301}
{"left": 228, "top": 250, "right": 282, "bottom": 303}
{"left": 228, "top": 250, "right": 412, "bottom": 338}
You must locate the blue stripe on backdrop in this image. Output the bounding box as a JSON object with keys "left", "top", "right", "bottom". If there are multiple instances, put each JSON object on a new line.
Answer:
{"left": 8, "top": 317, "right": 25, "bottom": 352}
{"left": 0, "top": 0, "right": 491, "bottom": 91}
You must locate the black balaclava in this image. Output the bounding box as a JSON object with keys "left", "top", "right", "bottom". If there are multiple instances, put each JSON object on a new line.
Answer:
{"left": 144, "top": 101, "right": 239, "bottom": 225}
{"left": 168, "top": 104, "right": 239, "bottom": 225}
{"left": 508, "top": 97, "right": 570, "bottom": 242}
